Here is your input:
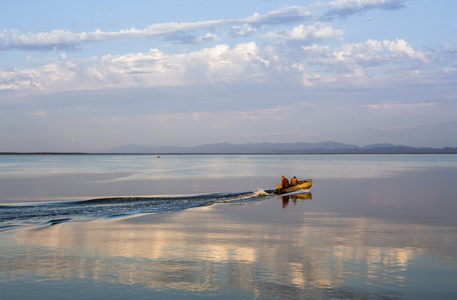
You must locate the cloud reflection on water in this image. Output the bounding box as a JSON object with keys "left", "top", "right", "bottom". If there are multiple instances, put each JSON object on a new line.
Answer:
{"left": 5, "top": 194, "right": 455, "bottom": 299}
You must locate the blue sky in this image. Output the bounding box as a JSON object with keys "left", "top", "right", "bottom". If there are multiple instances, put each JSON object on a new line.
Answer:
{"left": 1, "top": 0, "right": 457, "bottom": 151}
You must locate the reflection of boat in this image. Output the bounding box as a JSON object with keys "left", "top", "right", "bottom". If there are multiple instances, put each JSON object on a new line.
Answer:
{"left": 272, "top": 179, "right": 313, "bottom": 195}
{"left": 278, "top": 192, "right": 312, "bottom": 209}
{"left": 291, "top": 193, "right": 312, "bottom": 200}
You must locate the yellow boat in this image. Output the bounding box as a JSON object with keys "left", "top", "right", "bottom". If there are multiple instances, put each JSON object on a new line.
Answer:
{"left": 272, "top": 179, "right": 313, "bottom": 195}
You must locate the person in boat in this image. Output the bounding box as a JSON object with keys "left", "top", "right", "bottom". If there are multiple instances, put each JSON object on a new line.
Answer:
{"left": 290, "top": 176, "right": 298, "bottom": 186}
{"left": 281, "top": 176, "right": 290, "bottom": 188}
{"left": 274, "top": 176, "right": 290, "bottom": 194}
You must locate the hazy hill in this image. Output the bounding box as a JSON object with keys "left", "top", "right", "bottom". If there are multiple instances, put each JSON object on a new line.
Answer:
{"left": 105, "top": 142, "right": 457, "bottom": 154}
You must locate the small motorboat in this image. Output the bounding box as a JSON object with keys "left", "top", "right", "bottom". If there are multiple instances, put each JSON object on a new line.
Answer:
{"left": 272, "top": 179, "right": 313, "bottom": 195}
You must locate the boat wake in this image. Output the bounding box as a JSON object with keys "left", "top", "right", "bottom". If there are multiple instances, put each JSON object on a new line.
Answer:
{"left": 0, "top": 189, "right": 272, "bottom": 230}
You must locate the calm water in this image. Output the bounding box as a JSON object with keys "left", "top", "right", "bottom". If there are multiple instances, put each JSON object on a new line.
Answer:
{"left": 1, "top": 154, "right": 457, "bottom": 299}
{"left": 1, "top": 154, "right": 454, "bottom": 203}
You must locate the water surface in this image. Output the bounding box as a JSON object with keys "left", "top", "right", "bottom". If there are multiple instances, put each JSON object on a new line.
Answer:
{"left": 1, "top": 154, "right": 456, "bottom": 299}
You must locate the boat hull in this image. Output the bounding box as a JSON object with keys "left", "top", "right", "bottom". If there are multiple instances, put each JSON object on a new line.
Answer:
{"left": 272, "top": 179, "right": 313, "bottom": 195}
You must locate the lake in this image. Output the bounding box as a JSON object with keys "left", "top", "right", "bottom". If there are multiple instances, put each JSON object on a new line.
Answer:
{"left": 1, "top": 154, "right": 456, "bottom": 299}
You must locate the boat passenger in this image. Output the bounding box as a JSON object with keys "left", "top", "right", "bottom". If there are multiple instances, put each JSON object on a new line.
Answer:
{"left": 290, "top": 176, "right": 298, "bottom": 186}
{"left": 281, "top": 176, "right": 290, "bottom": 188}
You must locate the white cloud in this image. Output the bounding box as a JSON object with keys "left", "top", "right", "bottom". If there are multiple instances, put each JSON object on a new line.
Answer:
{"left": 301, "top": 38, "right": 428, "bottom": 82}
{"left": 236, "top": 106, "right": 293, "bottom": 121}
{"left": 383, "top": 39, "right": 429, "bottom": 63}
{"left": 330, "top": 0, "right": 405, "bottom": 10}
{"left": 226, "top": 24, "right": 258, "bottom": 38}
{"left": 195, "top": 33, "right": 220, "bottom": 44}
{"left": 0, "top": 35, "right": 437, "bottom": 93}
{"left": 0, "top": 42, "right": 271, "bottom": 91}
{"left": 0, "top": 6, "right": 311, "bottom": 51}
{"left": 244, "top": 6, "right": 312, "bottom": 25}
{"left": 265, "top": 23, "right": 343, "bottom": 42}
{"left": 362, "top": 102, "right": 437, "bottom": 110}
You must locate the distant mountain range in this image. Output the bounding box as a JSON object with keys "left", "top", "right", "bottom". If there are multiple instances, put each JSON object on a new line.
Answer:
{"left": 105, "top": 142, "right": 457, "bottom": 154}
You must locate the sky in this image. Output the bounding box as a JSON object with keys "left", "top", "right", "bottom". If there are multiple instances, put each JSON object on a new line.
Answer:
{"left": 1, "top": 0, "right": 457, "bottom": 152}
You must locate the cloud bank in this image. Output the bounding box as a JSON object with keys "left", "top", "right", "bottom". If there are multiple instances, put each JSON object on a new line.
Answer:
{"left": 1, "top": 0, "right": 456, "bottom": 151}
{"left": 0, "top": 6, "right": 311, "bottom": 51}
{"left": 0, "top": 2, "right": 442, "bottom": 93}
